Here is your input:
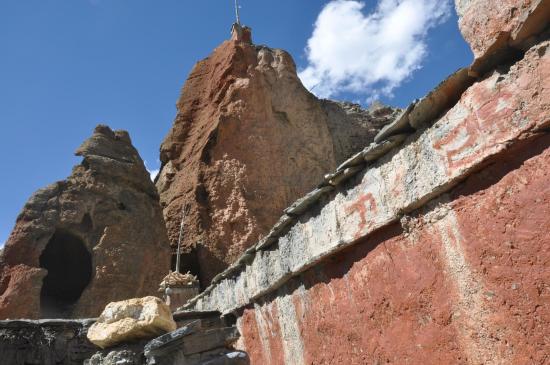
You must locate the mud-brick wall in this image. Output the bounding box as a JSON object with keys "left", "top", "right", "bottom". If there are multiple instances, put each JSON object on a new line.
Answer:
{"left": 236, "top": 135, "right": 550, "bottom": 365}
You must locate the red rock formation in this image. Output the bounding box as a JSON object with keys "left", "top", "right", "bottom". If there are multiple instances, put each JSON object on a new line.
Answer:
{"left": 158, "top": 25, "right": 392, "bottom": 286}
{"left": 0, "top": 125, "right": 171, "bottom": 319}
{"left": 456, "top": 0, "right": 550, "bottom": 73}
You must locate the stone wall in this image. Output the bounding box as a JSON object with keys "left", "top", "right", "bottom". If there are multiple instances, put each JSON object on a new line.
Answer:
{"left": 0, "top": 319, "right": 98, "bottom": 365}
{"left": 0, "top": 315, "right": 248, "bottom": 365}
{"left": 183, "top": 3, "right": 550, "bottom": 363}
{"left": 237, "top": 135, "right": 550, "bottom": 364}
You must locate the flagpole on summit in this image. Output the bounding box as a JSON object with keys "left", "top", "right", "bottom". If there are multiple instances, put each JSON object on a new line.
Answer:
{"left": 234, "top": 0, "right": 241, "bottom": 26}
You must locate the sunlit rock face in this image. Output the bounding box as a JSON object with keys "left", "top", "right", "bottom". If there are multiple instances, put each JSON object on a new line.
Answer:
{"left": 0, "top": 125, "right": 171, "bottom": 319}
{"left": 455, "top": 0, "right": 550, "bottom": 73}
{"left": 157, "top": 25, "right": 394, "bottom": 286}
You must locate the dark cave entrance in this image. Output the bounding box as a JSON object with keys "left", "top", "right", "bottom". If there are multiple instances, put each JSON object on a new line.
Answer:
{"left": 171, "top": 247, "right": 201, "bottom": 288}
{"left": 39, "top": 230, "right": 92, "bottom": 318}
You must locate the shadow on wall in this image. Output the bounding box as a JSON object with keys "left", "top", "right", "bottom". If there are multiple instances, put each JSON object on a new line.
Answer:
{"left": 39, "top": 230, "right": 92, "bottom": 318}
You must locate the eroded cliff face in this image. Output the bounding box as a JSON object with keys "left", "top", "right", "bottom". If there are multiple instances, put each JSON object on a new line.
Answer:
{"left": 157, "top": 25, "right": 394, "bottom": 286}
{"left": 0, "top": 125, "right": 171, "bottom": 319}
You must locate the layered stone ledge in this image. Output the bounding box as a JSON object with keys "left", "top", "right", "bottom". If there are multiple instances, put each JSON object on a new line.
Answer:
{"left": 0, "top": 319, "right": 98, "bottom": 365}
{"left": 186, "top": 40, "right": 550, "bottom": 315}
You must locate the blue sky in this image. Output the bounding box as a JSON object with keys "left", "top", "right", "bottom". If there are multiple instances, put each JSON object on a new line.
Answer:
{"left": 0, "top": 0, "right": 472, "bottom": 247}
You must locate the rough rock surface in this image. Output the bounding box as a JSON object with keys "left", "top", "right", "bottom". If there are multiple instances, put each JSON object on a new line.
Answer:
{"left": 0, "top": 125, "right": 171, "bottom": 319}
{"left": 144, "top": 317, "right": 242, "bottom": 365}
{"left": 320, "top": 100, "right": 399, "bottom": 162}
{"left": 0, "top": 315, "right": 246, "bottom": 365}
{"left": 455, "top": 0, "right": 550, "bottom": 73}
{"left": 85, "top": 347, "right": 146, "bottom": 365}
{"left": 157, "top": 25, "right": 389, "bottom": 286}
{"left": 87, "top": 296, "right": 176, "bottom": 349}
{"left": 0, "top": 319, "right": 99, "bottom": 365}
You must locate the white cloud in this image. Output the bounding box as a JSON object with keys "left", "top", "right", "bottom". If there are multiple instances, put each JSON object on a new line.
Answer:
{"left": 149, "top": 169, "right": 160, "bottom": 181}
{"left": 144, "top": 160, "right": 160, "bottom": 181}
{"left": 299, "top": 0, "right": 451, "bottom": 102}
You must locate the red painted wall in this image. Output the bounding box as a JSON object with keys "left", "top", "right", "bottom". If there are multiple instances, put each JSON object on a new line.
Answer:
{"left": 237, "top": 135, "right": 550, "bottom": 365}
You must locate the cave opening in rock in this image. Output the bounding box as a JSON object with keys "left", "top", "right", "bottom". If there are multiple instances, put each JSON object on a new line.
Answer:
{"left": 171, "top": 248, "right": 201, "bottom": 287}
{"left": 39, "top": 230, "right": 92, "bottom": 318}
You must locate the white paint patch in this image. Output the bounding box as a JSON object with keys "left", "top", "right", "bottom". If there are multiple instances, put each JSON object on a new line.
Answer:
{"left": 429, "top": 207, "right": 510, "bottom": 364}
{"left": 276, "top": 292, "right": 306, "bottom": 365}
{"left": 495, "top": 97, "right": 510, "bottom": 113}
{"left": 293, "top": 284, "right": 309, "bottom": 320}
{"left": 234, "top": 317, "right": 248, "bottom": 353}
{"left": 253, "top": 303, "right": 273, "bottom": 362}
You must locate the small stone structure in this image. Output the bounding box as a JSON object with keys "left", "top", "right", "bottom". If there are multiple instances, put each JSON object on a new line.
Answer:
{"left": 143, "top": 317, "right": 243, "bottom": 365}
{"left": 159, "top": 271, "right": 200, "bottom": 311}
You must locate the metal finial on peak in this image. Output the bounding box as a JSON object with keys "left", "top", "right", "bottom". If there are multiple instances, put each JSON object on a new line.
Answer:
{"left": 234, "top": 0, "right": 241, "bottom": 25}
